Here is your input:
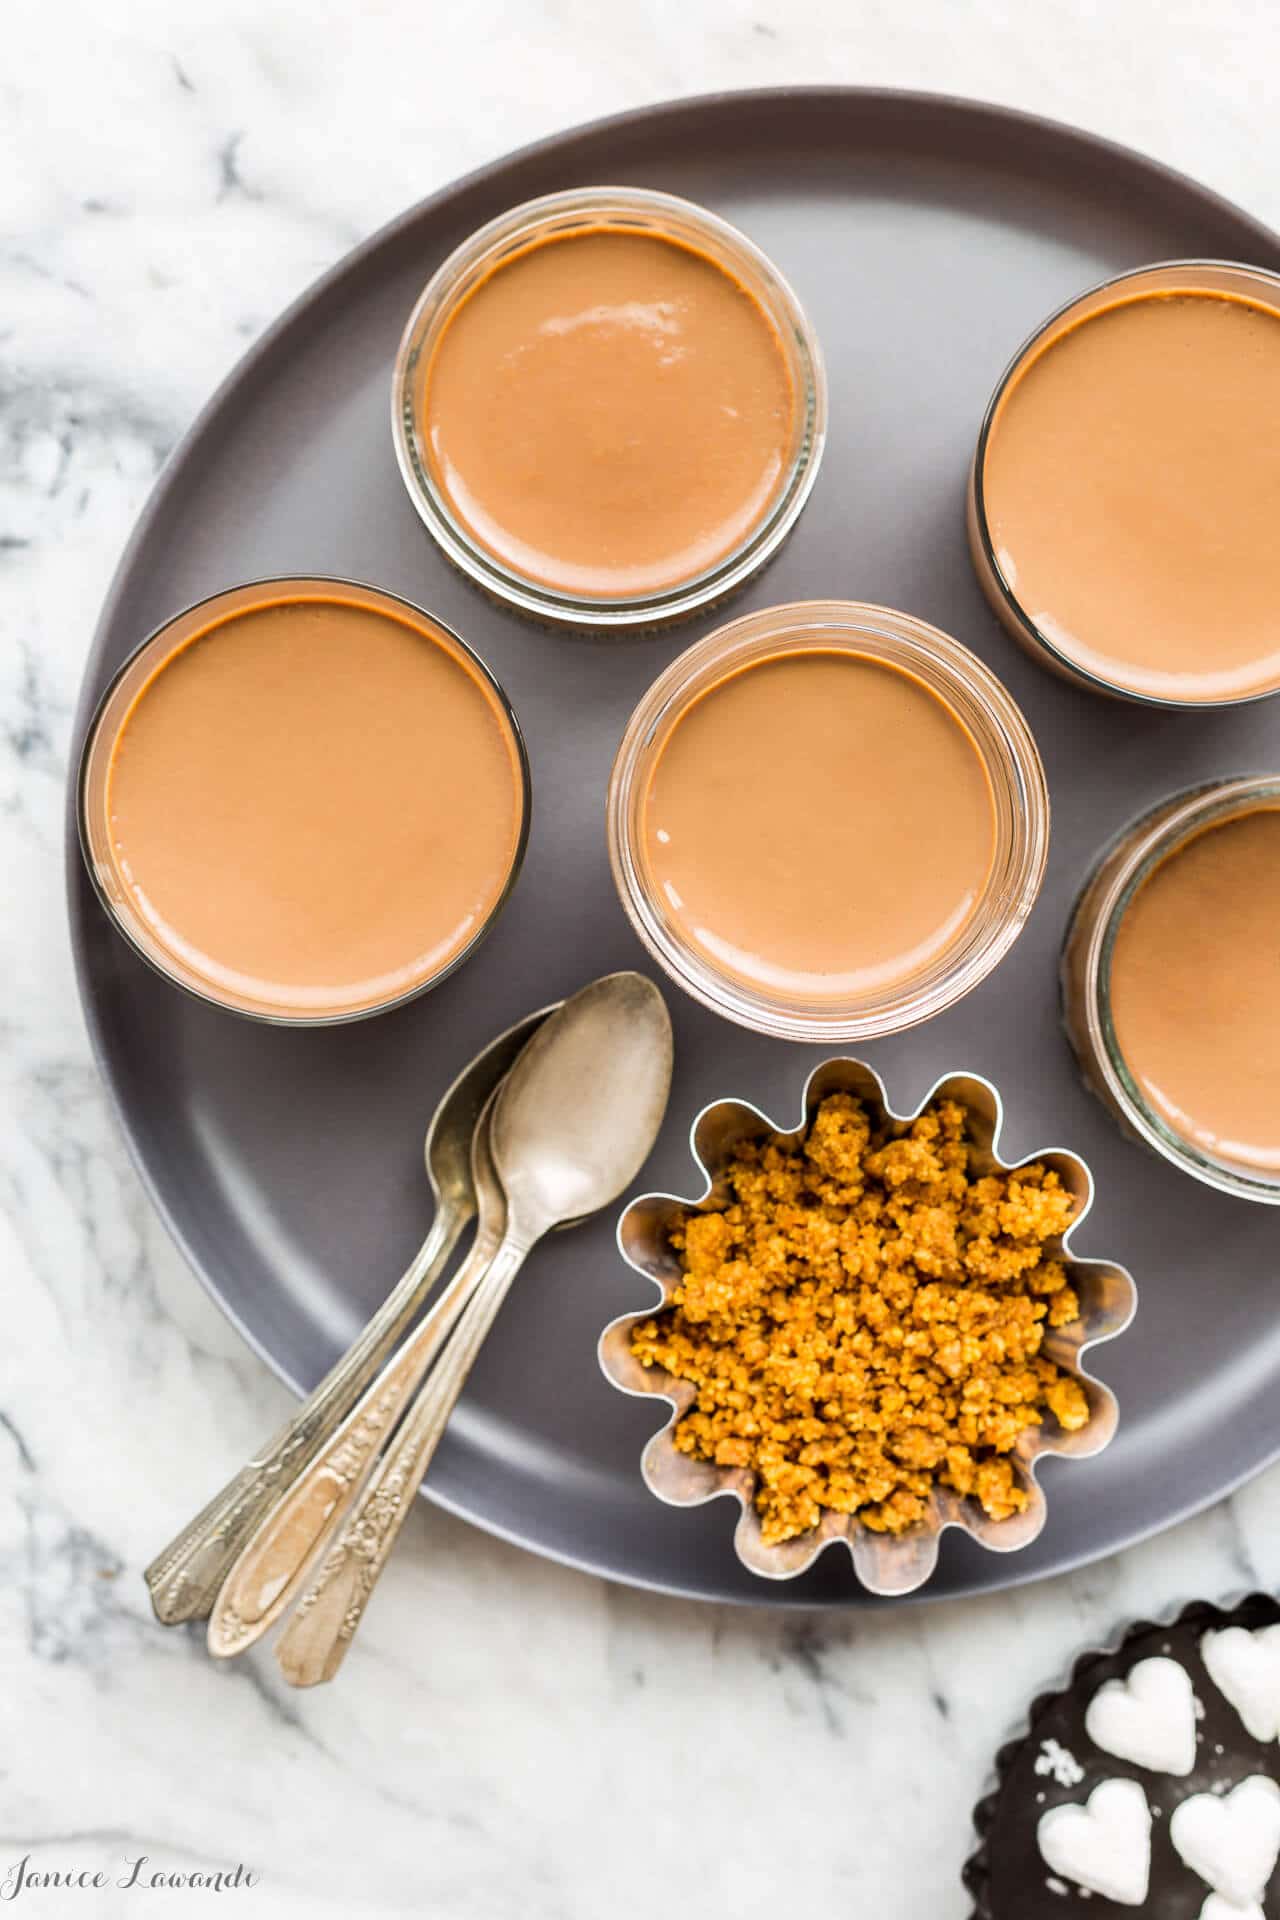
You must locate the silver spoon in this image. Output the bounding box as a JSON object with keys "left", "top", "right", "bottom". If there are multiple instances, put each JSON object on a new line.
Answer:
{"left": 274, "top": 970, "right": 673, "bottom": 1687}
{"left": 144, "top": 1005, "right": 557, "bottom": 1626}
{"left": 206, "top": 1084, "right": 511, "bottom": 1655}
{"left": 208, "top": 1026, "right": 609, "bottom": 1654}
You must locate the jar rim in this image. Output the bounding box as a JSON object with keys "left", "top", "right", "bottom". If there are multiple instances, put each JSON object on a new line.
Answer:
{"left": 606, "top": 598, "right": 1051, "bottom": 1040}
{"left": 970, "top": 257, "right": 1280, "bottom": 709}
{"left": 391, "top": 185, "right": 828, "bottom": 629}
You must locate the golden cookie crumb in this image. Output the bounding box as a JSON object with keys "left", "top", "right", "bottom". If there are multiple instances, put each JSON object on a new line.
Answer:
{"left": 630, "top": 1094, "right": 1089, "bottom": 1544}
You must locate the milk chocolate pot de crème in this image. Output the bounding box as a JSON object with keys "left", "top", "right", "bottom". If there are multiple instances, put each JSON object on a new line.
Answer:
{"left": 978, "top": 281, "right": 1280, "bottom": 702}
{"left": 420, "top": 226, "right": 796, "bottom": 600}
{"left": 94, "top": 585, "right": 525, "bottom": 1019}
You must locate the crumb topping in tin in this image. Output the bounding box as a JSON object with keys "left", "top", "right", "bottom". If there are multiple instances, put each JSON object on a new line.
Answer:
{"left": 629, "top": 1092, "right": 1089, "bottom": 1544}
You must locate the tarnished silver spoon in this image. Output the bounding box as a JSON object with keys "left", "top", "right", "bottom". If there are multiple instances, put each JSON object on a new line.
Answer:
{"left": 144, "top": 1005, "right": 557, "bottom": 1626}
{"left": 206, "top": 1082, "right": 512, "bottom": 1656}
{"left": 275, "top": 970, "right": 673, "bottom": 1687}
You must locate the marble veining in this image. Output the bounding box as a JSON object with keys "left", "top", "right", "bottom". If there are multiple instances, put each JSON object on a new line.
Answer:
{"left": 4, "top": 3, "right": 1280, "bottom": 1914}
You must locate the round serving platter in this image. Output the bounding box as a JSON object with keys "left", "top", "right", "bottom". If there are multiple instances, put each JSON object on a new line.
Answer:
{"left": 68, "top": 88, "right": 1280, "bottom": 1607}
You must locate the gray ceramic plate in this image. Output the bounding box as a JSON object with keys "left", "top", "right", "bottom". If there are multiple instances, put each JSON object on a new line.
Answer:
{"left": 67, "top": 88, "right": 1280, "bottom": 1607}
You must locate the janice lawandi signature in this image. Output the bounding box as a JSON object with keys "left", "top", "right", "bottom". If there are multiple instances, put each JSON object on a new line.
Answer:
{"left": 2, "top": 1855, "right": 259, "bottom": 1900}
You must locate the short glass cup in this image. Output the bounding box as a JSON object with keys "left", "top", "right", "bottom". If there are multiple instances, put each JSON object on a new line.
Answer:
{"left": 1061, "top": 774, "right": 1280, "bottom": 1203}
{"left": 392, "top": 186, "right": 827, "bottom": 629}
{"left": 78, "top": 577, "right": 531, "bottom": 1026}
{"left": 967, "top": 259, "right": 1280, "bottom": 708}
{"left": 607, "top": 600, "right": 1051, "bottom": 1041}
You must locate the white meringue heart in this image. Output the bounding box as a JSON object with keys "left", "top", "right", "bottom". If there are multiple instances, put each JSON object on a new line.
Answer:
{"left": 1037, "top": 1777, "right": 1151, "bottom": 1905}
{"left": 1202, "top": 1624, "right": 1280, "bottom": 1743}
{"left": 1085, "top": 1655, "right": 1198, "bottom": 1775}
{"left": 1199, "top": 1897, "right": 1264, "bottom": 1920}
{"left": 1171, "top": 1774, "right": 1280, "bottom": 1907}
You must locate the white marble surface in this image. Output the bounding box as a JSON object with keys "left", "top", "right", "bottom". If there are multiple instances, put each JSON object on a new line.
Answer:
{"left": 5, "top": 4, "right": 1280, "bottom": 1914}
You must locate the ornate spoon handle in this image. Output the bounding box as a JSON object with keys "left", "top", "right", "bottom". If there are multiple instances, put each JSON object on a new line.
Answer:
{"left": 275, "top": 1234, "right": 531, "bottom": 1687}
{"left": 144, "top": 1208, "right": 462, "bottom": 1626}
{"left": 206, "top": 1217, "right": 504, "bottom": 1655}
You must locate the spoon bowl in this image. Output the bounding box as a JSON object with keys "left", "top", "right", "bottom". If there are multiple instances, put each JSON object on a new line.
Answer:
{"left": 491, "top": 971, "right": 675, "bottom": 1241}
{"left": 422, "top": 1004, "right": 557, "bottom": 1218}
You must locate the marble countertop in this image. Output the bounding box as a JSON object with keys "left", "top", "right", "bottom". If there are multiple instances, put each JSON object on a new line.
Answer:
{"left": 5, "top": 4, "right": 1280, "bottom": 1914}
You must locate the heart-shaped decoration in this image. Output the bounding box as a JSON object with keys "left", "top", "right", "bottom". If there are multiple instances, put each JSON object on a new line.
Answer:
{"left": 1171, "top": 1774, "right": 1280, "bottom": 1907}
{"left": 1085, "top": 1655, "right": 1198, "bottom": 1775}
{"left": 1202, "top": 1625, "right": 1280, "bottom": 1743}
{"left": 1037, "top": 1778, "right": 1151, "bottom": 1905}
{"left": 1199, "top": 1897, "right": 1264, "bottom": 1920}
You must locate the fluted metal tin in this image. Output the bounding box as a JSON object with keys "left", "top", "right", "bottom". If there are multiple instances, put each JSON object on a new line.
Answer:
{"left": 599, "top": 1056, "right": 1137, "bottom": 1598}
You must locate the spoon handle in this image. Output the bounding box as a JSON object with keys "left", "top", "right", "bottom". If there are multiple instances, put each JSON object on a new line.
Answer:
{"left": 276, "top": 1234, "right": 531, "bottom": 1687}
{"left": 144, "top": 1208, "right": 463, "bottom": 1626}
{"left": 205, "top": 1221, "right": 503, "bottom": 1656}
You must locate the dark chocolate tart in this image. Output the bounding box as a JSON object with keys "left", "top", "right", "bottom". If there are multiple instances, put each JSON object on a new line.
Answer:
{"left": 965, "top": 1592, "right": 1280, "bottom": 1917}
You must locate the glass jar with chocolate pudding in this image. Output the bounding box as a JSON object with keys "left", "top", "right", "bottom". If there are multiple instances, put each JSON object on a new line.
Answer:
{"left": 608, "top": 602, "right": 1049, "bottom": 1041}
{"left": 79, "top": 580, "right": 529, "bottom": 1023}
{"left": 393, "top": 187, "right": 826, "bottom": 628}
{"left": 969, "top": 261, "right": 1280, "bottom": 706}
{"left": 1063, "top": 776, "right": 1280, "bottom": 1202}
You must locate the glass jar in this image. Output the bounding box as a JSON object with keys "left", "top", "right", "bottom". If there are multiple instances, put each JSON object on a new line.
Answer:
{"left": 392, "top": 186, "right": 827, "bottom": 629}
{"left": 1062, "top": 775, "right": 1280, "bottom": 1202}
{"left": 78, "top": 578, "right": 530, "bottom": 1025}
{"left": 607, "top": 600, "right": 1050, "bottom": 1041}
{"left": 968, "top": 259, "right": 1280, "bottom": 707}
